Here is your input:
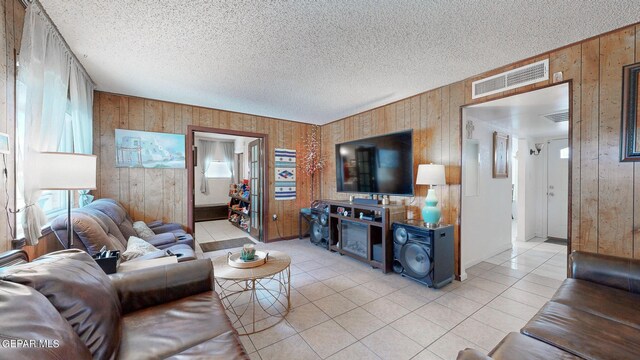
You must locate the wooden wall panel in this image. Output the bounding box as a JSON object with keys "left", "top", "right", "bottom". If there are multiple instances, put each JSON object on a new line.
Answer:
{"left": 597, "top": 29, "right": 635, "bottom": 257}
{"left": 320, "top": 24, "right": 640, "bottom": 276}
{"left": 94, "top": 92, "right": 314, "bottom": 241}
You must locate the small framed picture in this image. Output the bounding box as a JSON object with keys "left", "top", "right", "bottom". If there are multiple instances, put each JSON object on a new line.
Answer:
{"left": 0, "top": 132, "right": 9, "bottom": 154}
{"left": 493, "top": 132, "right": 509, "bottom": 178}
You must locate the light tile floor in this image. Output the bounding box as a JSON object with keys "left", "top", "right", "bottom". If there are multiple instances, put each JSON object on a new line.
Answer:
{"left": 195, "top": 219, "right": 257, "bottom": 243}
{"left": 198, "top": 237, "right": 567, "bottom": 360}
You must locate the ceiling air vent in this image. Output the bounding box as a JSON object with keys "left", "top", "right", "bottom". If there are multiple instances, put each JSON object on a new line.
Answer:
{"left": 543, "top": 111, "right": 569, "bottom": 123}
{"left": 472, "top": 59, "right": 549, "bottom": 99}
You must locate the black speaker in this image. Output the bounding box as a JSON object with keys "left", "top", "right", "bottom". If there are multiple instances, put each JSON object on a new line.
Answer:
{"left": 392, "top": 221, "right": 454, "bottom": 289}
{"left": 309, "top": 201, "right": 330, "bottom": 249}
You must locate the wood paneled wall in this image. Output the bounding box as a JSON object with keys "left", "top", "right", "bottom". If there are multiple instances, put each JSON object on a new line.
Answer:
{"left": 320, "top": 85, "right": 464, "bottom": 273}
{"left": 93, "top": 92, "right": 318, "bottom": 241}
{"left": 320, "top": 24, "right": 640, "bottom": 275}
{"left": 0, "top": 0, "right": 25, "bottom": 251}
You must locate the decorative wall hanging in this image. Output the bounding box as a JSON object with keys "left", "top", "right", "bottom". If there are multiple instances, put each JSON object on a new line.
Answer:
{"left": 620, "top": 62, "right": 640, "bottom": 161}
{"left": 466, "top": 120, "right": 475, "bottom": 139}
{"left": 275, "top": 148, "right": 296, "bottom": 200}
{"left": 115, "top": 129, "right": 186, "bottom": 168}
{"left": 493, "top": 132, "right": 509, "bottom": 178}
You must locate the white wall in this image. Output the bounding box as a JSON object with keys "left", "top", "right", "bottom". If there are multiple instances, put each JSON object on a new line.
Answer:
{"left": 516, "top": 136, "right": 572, "bottom": 241}
{"left": 517, "top": 137, "right": 541, "bottom": 242}
{"left": 461, "top": 120, "right": 513, "bottom": 274}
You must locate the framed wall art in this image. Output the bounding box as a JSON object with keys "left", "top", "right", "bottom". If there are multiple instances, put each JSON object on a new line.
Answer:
{"left": 115, "top": 129, "right": 186, "bottom": 168}
{"left": 621, "top": 62, "right": 640, "bottom": 161}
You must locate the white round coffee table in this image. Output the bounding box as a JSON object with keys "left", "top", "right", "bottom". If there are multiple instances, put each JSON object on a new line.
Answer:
{"left": 212, "top": 250, "right": 291, "bottom": 335}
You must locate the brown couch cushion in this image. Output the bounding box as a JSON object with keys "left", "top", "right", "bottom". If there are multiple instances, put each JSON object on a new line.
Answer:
{"left": 522, "top": 301, "right": 640, "bottom": 360}
{"left": 0, "top": 280, "right": 92, "bottom": 360}
{"left": 488, "top": 332, "right": 579, "bottom": 360}
{"left": 118, "top": 291, "right": 246, "bottom": 360}
{"left": 0, "top": 250, "right": 122, "bottom": 360}
{"left": 551, "top": 278, "right": 640, "bottom": 330}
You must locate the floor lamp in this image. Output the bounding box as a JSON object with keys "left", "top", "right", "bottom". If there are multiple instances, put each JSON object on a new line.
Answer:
{"left": 37, "top": 152, "right": 97, "bottom": 248}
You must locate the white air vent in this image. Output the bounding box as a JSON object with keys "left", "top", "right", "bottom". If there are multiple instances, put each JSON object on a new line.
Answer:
{"left": 543, "top": 111, "right": 569, "bottom": 123}
{"left": 472, "top": 59, "right": 549, "bottom": 99}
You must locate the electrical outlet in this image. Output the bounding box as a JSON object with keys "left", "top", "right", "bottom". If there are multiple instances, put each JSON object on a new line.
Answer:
{"left": 272, "top": 214, "right": 278, "bottom": 221}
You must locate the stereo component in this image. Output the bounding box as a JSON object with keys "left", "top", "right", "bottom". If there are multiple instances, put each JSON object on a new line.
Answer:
{"left": 309, "top": 201, "right": 330, "bottom": 249}
{"left": 391, "top": 221, "right": 454, "bottom": 289}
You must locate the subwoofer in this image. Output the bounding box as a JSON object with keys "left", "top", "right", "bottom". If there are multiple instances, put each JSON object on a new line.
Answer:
{"left": 392, "top": 221, "right": 453, "bottom": 289}
{"left": 309, "top": 201, "right": 330, "bottom": 249}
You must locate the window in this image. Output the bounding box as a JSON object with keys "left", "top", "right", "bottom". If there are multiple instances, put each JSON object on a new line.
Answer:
{"left": 15, "top": 98, "right": 74, "bottom": 232}
{"left": 560, "top": 147, "right": 569, "bottom": 159}
{"left": 205, "top": 161, "right": 232, "bottom": 178}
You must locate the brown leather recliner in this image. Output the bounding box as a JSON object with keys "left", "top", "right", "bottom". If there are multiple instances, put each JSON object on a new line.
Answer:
{"left": 0, "top": 249, "right": 248, "bottom": 360}
{"left": 457, "top": 251, "right": 640, "bottom": 360}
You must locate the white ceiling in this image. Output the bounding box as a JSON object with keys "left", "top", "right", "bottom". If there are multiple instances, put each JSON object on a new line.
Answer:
{"left": 464, "top": 83, "right": 569, "bottom": 138}
{"left": 41, "top": 1, "right": 640, "bottom": 124}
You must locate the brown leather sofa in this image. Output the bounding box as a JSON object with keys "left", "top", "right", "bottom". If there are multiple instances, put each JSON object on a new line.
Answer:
{"left": 0, "top": 249, "right": 248, "bottom": 360}
{"left": 457, "top": 251, "right": 640, "bottom": 360}
{"left": 51, "top": 198, "right": 196, "bottom": 262}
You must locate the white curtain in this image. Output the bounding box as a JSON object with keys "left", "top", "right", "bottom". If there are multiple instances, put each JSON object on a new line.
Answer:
{"left": 69, "top": 61, "right": 95, "bottom": 207}
{"left": 221, "top": 142, "right": 235, "bottom": 183}
{"left": 198, "top": 139, "right": 217, "bottom": 194}
{"left": 16, "top": 3, "right": 71, "bottom": 244}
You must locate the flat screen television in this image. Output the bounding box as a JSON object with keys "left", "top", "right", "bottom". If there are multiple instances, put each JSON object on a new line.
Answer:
{"left": 335, "top": 130, "right": 414, "bottom": 196}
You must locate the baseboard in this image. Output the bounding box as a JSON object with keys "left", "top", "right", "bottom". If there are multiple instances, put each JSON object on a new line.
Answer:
{"left": 266, "top": 235, "right": 299, "bottom": 242}
{"left": 463, "top": 243, "right": 513, "bottom": 271}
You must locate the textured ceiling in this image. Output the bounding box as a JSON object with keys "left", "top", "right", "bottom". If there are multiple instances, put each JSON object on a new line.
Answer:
{"left": 465, "top": 83, "right": 569, "bottom": 138}
{"left": 41, "top": 1, "right": 639, "bottom": 124}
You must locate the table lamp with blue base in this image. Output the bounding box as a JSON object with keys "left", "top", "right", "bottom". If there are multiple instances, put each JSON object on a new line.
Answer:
{"left": 416, "top": 164, "right": 446, "bottom": 227}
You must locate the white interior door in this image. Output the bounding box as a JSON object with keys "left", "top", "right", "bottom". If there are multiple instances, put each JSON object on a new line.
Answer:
{"left": 547, "top": 139, "right": 569, "bottom": 239}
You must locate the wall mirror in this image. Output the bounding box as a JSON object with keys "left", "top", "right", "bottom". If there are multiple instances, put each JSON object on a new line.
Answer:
{"left": 621, "top": 62, "right": 640, "bottom": 161}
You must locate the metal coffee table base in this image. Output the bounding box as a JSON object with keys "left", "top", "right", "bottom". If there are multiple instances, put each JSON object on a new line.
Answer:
{"left": 215, "top": 266, "right": 290, "bottom": 335}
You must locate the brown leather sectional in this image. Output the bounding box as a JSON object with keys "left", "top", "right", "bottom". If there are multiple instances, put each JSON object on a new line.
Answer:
{"left": 0, "top": 249, "right": 248, "bottom": 359}
{"left": 457, "top": 251, "right": 640, "bottom": 360}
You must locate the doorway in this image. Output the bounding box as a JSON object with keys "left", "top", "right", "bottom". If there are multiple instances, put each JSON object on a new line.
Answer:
{"left": 186, "top": 126, "right": 268, "bottom": 244}
{"left": 460, "top": 82, "right": 571, "bottom": 280}
{"left": 547, "top": 138, "right": 569, "bottom": 240}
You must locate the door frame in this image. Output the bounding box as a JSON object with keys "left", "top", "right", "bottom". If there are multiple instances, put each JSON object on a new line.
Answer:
{"left": 459, "top": 80, "right": 573, "bottom": 280}
{"left": 186, "top": 125, "right": 270, "bottom": 242}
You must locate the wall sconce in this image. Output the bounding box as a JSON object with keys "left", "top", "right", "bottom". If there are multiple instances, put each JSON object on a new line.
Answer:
{"left": 530, "top": 143, "right": 544, "bottom": 156}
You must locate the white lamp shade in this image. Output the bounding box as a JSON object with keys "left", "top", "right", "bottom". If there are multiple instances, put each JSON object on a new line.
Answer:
{"left": 416, "top": 164, "right": 446, "bottom": 185}
{"left": 37, "top": 152, "right": 97, "bottom": 190}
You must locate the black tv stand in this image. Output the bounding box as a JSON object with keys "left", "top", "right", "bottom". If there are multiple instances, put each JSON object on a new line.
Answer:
{"left": 325, "top": 199, "right": 404, "bottom": 273}
{"left": 352, "top": 198, "right": 380, "bottom": 205}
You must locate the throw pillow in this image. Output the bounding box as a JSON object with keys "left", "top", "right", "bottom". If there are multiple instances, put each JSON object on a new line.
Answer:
{"left": 122, "top": 236, "right": 160, "bottom": 261}
{"left": 132, "top": 221, "right": 155, "bottom": 240}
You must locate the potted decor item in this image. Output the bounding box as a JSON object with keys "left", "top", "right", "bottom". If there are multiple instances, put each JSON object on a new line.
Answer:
{"left": 241, "top": 243, "right": 256, "bottom": 261}
{"left": 302, "top": 125, "right": 326, "bottom": 201}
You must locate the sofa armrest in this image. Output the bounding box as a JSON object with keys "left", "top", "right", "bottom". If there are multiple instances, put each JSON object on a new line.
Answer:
{"left": 456, "top": 349, "right": 492, "bottom": 360}
{"left": 146, "top": 220, "right": 163, "bottom": 228}
{"left": 109, "top": 259, "right": 214, "bottom": 314}
{"left": 0, "top": 249, "right": 29, "bottom": 267}
{"left": 147, "top": 221, "right": 184, "bottom": 234}
{"left": 570, "top": 251, "right": 640, "bottom": 293}
{"left": 146, "top": 232, "right": 177, "bottom": 247}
